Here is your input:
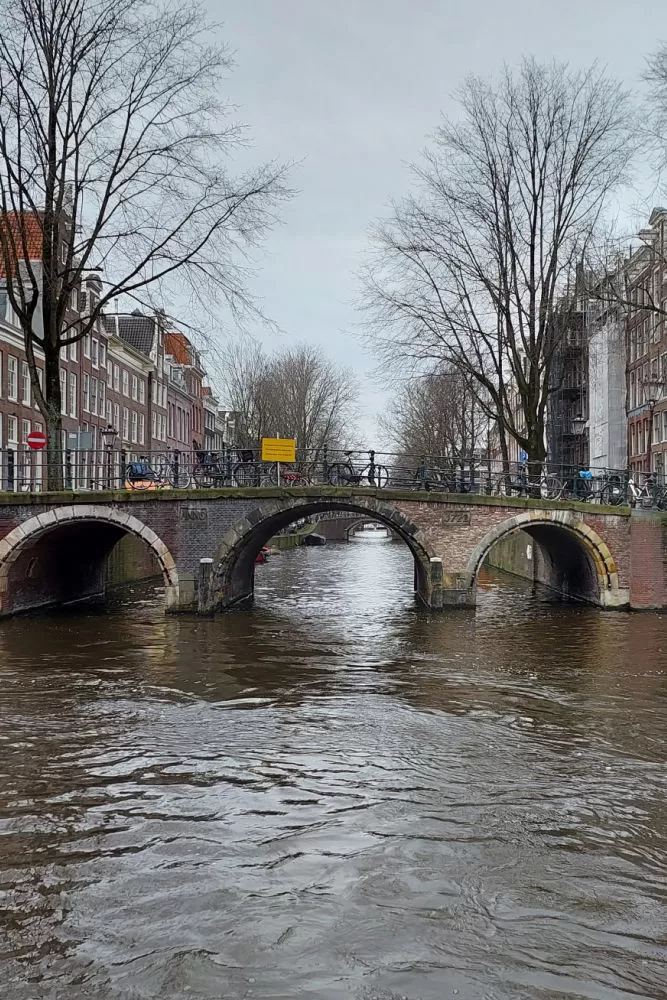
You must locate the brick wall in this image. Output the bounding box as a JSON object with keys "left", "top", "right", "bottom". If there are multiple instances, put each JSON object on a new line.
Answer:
{"left": 629, "top": 511, "right": 667, "bottom": 609}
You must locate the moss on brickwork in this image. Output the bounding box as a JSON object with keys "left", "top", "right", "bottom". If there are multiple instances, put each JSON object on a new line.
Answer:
{"left": 0, "top": 485, "right": 631, "bottom": 517}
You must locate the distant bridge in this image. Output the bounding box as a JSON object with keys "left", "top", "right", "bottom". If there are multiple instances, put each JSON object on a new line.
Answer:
{"left": 0, "top": 484, "right": 662, "bottom": 616}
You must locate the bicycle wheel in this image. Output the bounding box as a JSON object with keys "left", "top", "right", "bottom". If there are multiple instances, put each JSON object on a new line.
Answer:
{"left": 193, "top": 463, "right": 214, "bottom": 488}
{"left": 362, "top": 464, "right": 389, "bottom": 487}
{"left": 165, "top": 463, "right": 191, "bottom": 489}
{"left": 540, "top": 474, "right": 563, "bottom": 500}
{"left": 600, "top": 480, "right": 625, "bottom": 506}
{"left": 327, "top": 463, "right": 353, "bottom": 486}
{"left": 655, "top": 487, "right": 667, "bottom": 511}
{"left": 494, "top": 473, "right": 516, "bottom": 496}
{"left": 232, "top": 462, "right": 255, "bottom": 487}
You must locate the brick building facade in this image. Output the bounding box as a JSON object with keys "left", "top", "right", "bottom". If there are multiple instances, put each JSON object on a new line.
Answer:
{"left": 625, "top": 208, "right": 667, "bottom": 479}
{"left": 0, "top": 291, "right": 223, "bottom": 490}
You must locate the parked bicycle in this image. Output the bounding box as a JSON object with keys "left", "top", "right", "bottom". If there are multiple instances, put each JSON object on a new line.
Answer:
{"left": 327, "top": 451, "right": 389, "bottom": 487}
{"left": 410, "top": 460, "right": 473, "bottom": 493}
{"left": 627, "top": 475, "right": 667, "bottom": 509}
{"left": 563, "top": 469, "right": 625, "bottom": 505}
{"left": 494, "top": 461, "right": 564, "bottom": 499}
{"left": 125, "top": 455, "right": 190, "bottom": 490}
{"left": 192, "top": 449, "right": 263, "bottom": 488}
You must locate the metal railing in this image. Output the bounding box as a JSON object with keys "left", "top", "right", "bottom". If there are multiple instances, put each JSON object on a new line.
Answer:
{"left": 0, "top": 445, "right": 662, "bottom": 507}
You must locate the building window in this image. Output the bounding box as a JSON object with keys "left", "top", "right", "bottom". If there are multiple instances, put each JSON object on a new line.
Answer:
{"left": 122, "top": 370, "right": 129, "bottom": 396}
{"left": 7, "top": 356, "right": 17, "bottom": 401}
{"left": 70, "top": 340, "right": 77, "bottom": 362}
{"left": 0, "top": 353, "right": 3, "bottom": 398}
{"left": 131, "top": 374, "right": 138, "bottom": 401}
{"left": 98, "top": 380, "right": 105, "bottom": 417}
{"left": 70, "top": 287, "right": 78, "bottom": 312}
{"left": 106, "top": 399, "right": 113, "bottom": 426}
{"left": 69, "top": 372, "right": 77, "bottom": 418}
{"left": 7, "top": 415, "right": 18, "bottom": 445}
{"left": 138, "top": 379, "right": 145, "bottom": 405}
{"left": 99, "top": 341, "right": 106, "bottom": 367}
{"left": 113, "top": 403, "right": 120, "bottom": 433}
{"left": 83, "top": 372, "right": 90, "bottom": 412}
{"left": 662, "top": 412, "right": 667, "bottom": 444}
{"left": 21, "top": 418, "right": 31, "bottom": 444}
{"left": 151, "top": 412, "right": 157, "bottom": 441}
{"left": 113, "top": 364, "right": 120, "bottom": 392}
{"left": 92, "top": 338, "right": 99, "bottom": 367}
{"left": 60, "top": 368, "right": 67, "bottom": 415}
{"left": 139, "top": 413, "right": 145, "bottom": 445}
{"left": 91, "top": 376, "right": 98, "bottom": 415}
{"left": 122, "top": 406, "right": 129, "bottom": 441}
{"left": 654, "top": 413, "right": 661, "bottom": 444}
{"left": 106, "top": 364, "right": 113, "bottom": 388}
{"left": 131, "top": 410, "right": 138, "bottom": 443}
{"left": 83, "top": 334, "right": 91, "bottom": 358}
{"left": 21, "top": 362, "right": 30, "bottom": 405}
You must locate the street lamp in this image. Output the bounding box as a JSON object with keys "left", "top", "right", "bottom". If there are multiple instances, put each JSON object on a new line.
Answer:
{"left": 100, "top": 424, "right": 118, "bottom": 488}
{"left": 642, "top": 379, "right": 666, "bottom": 479}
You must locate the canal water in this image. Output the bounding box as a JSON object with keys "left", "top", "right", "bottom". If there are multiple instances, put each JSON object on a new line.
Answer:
{"left": 1, "top": 532, "right": 666, "bottom": 999}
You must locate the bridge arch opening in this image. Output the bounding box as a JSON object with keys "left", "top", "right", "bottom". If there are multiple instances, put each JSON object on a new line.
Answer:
{"left": 467, "top": 513, "right": 623, "bottom": 608}
{"left": 0, "top": 508, "right": 179, "bottom": 616}
{"left": 215, "top": 499, "right": 437, "bottom": 609}
{"left": 345, "top": 519, "right": 394, "bottom": 541}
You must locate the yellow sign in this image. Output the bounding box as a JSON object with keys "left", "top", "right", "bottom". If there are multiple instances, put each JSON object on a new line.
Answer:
{"left": 261, "top": 437, "right": 296, "bottom": 463}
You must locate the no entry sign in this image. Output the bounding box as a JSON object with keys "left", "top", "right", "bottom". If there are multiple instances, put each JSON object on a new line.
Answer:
{"left": 26, "top": 430, "right": 47, "bottom": 451}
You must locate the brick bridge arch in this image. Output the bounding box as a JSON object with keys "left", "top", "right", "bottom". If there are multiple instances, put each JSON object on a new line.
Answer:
{"left": 463, "top": 509, "right": 624, "bottom": 608}
{"left": 0, "top": 505, "right": 179, "bottom": 614}
{"left": 214, "top": 496, "right": 439, "bottom": 608}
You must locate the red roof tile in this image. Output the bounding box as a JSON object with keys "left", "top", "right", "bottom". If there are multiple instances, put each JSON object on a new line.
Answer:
{"left": 0, "top": 212, "right": 43, "bottom": 278}
{"left": 164, "top": 330, "right": 192, "bottom": 366}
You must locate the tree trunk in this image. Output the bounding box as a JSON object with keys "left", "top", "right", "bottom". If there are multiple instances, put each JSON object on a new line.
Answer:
{"left": 499, "top": 430, "right": 510, "bottom": 476}
{"left": 43, "top": 352, "right": 64, "bottom": 491}
{"left": 527, "top": 426, "right": 547, "bottom": 499}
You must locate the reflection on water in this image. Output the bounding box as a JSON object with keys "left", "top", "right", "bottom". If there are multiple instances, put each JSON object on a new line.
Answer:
{"left": 1, "top": 533, "right": 666, "bottom": 999}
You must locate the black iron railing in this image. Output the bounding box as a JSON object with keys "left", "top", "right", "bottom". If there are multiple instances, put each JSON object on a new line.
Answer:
{"left": 0, "top": 445, "right": 662, "bottom": 507}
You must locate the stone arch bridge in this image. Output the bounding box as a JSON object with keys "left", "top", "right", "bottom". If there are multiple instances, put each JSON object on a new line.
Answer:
{"left": 0, "top": 486, "right": 663, "bottom": 616}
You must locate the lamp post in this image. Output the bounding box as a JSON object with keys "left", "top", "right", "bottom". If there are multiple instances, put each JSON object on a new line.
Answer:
{"left": 100, "top": 424, "right": 118, "bottom": 488}
{"left": 644, "top": 382, "right": 662, "bottom": 478}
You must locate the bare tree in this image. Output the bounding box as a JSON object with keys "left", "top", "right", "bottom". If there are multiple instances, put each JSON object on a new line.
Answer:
{"left": 362, "top": 58, "right": 634, "bottom": 471}
{"left": 380, "top": 369, "right": 485, "bottom": 463}
{"left": 0, "top": 0, "right": 288, "bottom": 487}
{"left": 218, "top": 340, "right": 359, "bottom": 458}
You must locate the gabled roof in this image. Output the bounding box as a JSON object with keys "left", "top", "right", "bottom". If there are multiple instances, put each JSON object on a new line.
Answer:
{"left": 0, "top": 211, "right": 43, "bottom": 278}
{"left": 103, "top": 310, "right": 156, "bottom": 355}
{"left": 118, "top": 311, "right": 155, "bottom": 355}
{"left": 164, "top": 330, "right": 192, "bottom": 365}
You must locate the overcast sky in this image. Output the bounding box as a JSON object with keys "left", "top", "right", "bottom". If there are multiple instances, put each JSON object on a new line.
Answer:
{"left": 207, "top": 0, "right": 665, "bottom": 442}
